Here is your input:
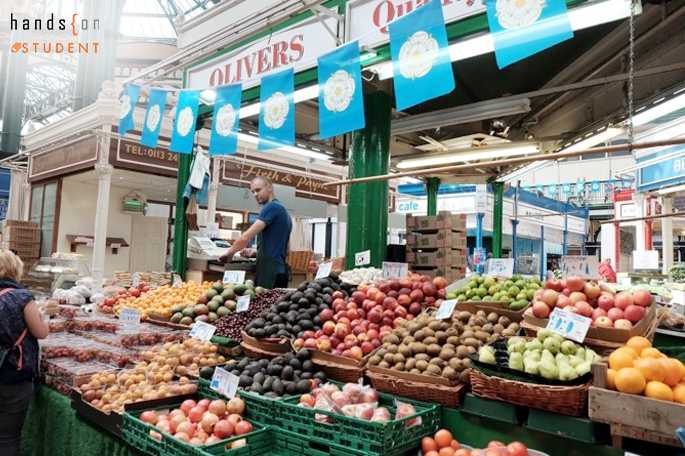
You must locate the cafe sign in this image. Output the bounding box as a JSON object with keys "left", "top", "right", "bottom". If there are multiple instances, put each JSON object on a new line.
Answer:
{"left": 346, "top": 0, "right": 485, "bottom": 48}
{"left": 29, "top": 137, "right": 98, "bottom": 182}
{"left": 221, "top": 160, "right": 340, "bottom": 203}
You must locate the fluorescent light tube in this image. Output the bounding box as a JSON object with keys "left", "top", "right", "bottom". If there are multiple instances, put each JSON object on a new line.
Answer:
{"left": 656, "top": 183, "right": 685, "bottom": 195}
{"left": 397, "top": 143, "right": 539, "bottom": 169}
{"left": 497, "top": 160, "right": 552, "bottom": 182}
{"left": 562, "top": 127, "right": 624, "bottom": 153}
{"left": 632, "top": 92, "right": 685, "bottom": 126}
{"left": 236, "top": 132, "right": 331, "bottom": 161}
{"left": 373, "top": 0, "right": 640, "bottom": 80}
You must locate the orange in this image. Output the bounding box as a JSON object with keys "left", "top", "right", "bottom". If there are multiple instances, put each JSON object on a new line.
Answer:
{"left": 673, "top": 383, "right": 685, "bottom": 404}
{"left": 626, "top": 336, "right": 652, "bottom": 356}
{"left": 606, "top": 369, "right": 617, "bottom": 390}
{"left": 422, "top": 437, "right": 438, "bottom": 453}
{"left": 641, "top": 348, "right": 665, "bottom": 359}
{"left": 614, "top": 368, "right": 646, "bottom": 394}
{"left": 609, "top": 349, "right": 635, "bottom": 370}
{"left": 438, "top": 449, "right": 456, "bottom": 456}
{"left": 673, "top": 359, "right": 685, "bottom": 379}
{"left": 658, "top": 358, "right": 683, "bottom": 386}
{"left": 633, "top": 357, "right": 666, "bottom": 383}
{"left": 434, "top": 430, "right": 454, "bottom": 449}
{"left": 644, "top": 381, "right": 674, "bottom": 402}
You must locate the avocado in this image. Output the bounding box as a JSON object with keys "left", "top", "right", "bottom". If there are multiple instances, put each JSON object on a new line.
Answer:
{"left": 297, "top": 379, "right": 312, "bottom": 394}
{"left": 250, "top": 382, "right": 264, "bottom": 394}
{"left": 272, "top": 379, "right": 284, "bottom": 395}
{"left": 289, "top": 358, "right": 302, "bottom": 370}
{"left": 253, "top": 372, "right": 265, "bottom": 385}
{"left": 180, "top": 316, "right": 193, "bottom": 326}
{"left": 302, "top": 360, "right": 314, "bottom": 372}
{"left": 238, "top": 375, "right": 252, "bottom": 387}
{"left": 285, "top": 381, "right": 297, "bottom": 395}
{"left": 263, "top": 377, "right": 274, "bottom": 392}
{"left": 296, "top": 349, "right": 311, "bottom": 361}
{"left": 281, "top": 365, "right": 294, "bottom": 381}
{"left": 171, "top": 304, "right": 184, "bottom": 314}
{"left": 200, "top": 366, "right": 215, "bottom": 380}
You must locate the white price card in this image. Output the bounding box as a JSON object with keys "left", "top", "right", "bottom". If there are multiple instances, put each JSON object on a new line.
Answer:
{"left": 120, "top": 308, "right": 141, "bottom": 333}
{"left": 236, "top": 295, "right": 250, "bottom": 312}
{"left": 80, "top": 304, "right": 94, "bottom": 315}
{"left": 355, "top": 250, "right": 371, "bottom": 267}
{"left": 484, "top": 259, "right": 515, "bottom": 278}
{"left": 223, "top": 270, "right": 246, "bottom": 284}
{"left": 210, "top": 367, "right": 239, "bottom": 399}
{"left": 435, "top": 299, "right": 458, "bottom": 320}
{"left": 315, "top": 262, "right": 333, "bottom": 279}
{"left": 546, "top": 307, "right": 592, "bottom": 343}
{"left": 560, "top": 256, "right": 600, "bottom": 279}
{"left": 173, "top": 274, "right": 183, "bottom": 287}
{"left": 86, "top": 239, "right": 94, "bottom": 247}
{"left": 132, "top": 272, "right": 140, "bottom": 288}
{"left": 111, "top": 243, "right": 122, "bottom": 249}
{"left": 189, "top": 320, "right": 217, "bottom": 341}
{"left": 381, "top": 262, "right": 408, "bottom": 280}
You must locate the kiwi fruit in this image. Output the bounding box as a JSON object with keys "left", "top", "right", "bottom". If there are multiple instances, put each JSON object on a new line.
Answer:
{"left": 416, "top": 360, "right": 429, "bottom": 371}
{"left": 389, "top": 345, "right": 400, "bottom": 354}
{"left": 445, "top": 327, "right": 459, "bottom": 337}
{"left": 456, "top": 346, "right": 471, "bottom": 359}
{"left": 475, "top": 316, "right": 488, "bottom": 326}
{"left": 428, "top": 320, "right": 441, "bottom": 331}
{"left": 458, "top": 311, "right": 471, "bottom": 322}
{"left": 429, "top": 358, "right": 444, "bottom": 368}
{"left": 408, "top": 323, "right": 421, "bottom": 334}
{"left": 410, "top": 369, "right": 422, "bottom": 375}
{"left": 379, "top": 361, "right": 391, "bottom": 369}
{"left": 501, "top": 328, "right": 516, "bottom": 337}
{"left": 423, "top": 328, "right": 436, "bottom": 338}
{"left": 439, "top": 321, "right": 451, "bottom": 331}
{"left": 427, "top": 344, "right": 442, "bottom": 357}
{"left": 383, "top": 353, "right": 396, "bottom": 364}
{"left": 498, "top": 316, "right": 511, "bottom": 327}
{"left": 460, "top": 369, "right": 472, "bottom": 385}
{"left": 393, "top": 353, "right": 406, "bottom": 364}
{"left": 476, "top": 310, "right": 486, "bottom": 317}
{"left": 449, "top": 358, "right": 464, "bottom": 371}
{"left": 442, "top": 343, "right": 455, "bottom": 351}
{"left": 403, "top": 336, "right": 416, "bottom": 345}
{"left": 442, "top": 366, "right": 458, "bottom": 380}
{"left": 439, "top": 348, "right": 456, "bottom": 361}
{"left": 426, "top": 364, "right": 442, "bottom": 376}
{"left": 405, "top": 358, "right": 417, "bottom": 370}
{"left": 487, "top": 312, "right": 499, "bottom": 323}
{"left": 412, "top": 343, "right": 427, "bottom": 354}
{"left": 423, "top": 336, "right": 438, "bottom": 346}
{"left": 414, "top": 330, "right": 425, "bottom": 341}
{"left": 447, "top": 336, "right": 460, "bottom": 346}
{"left": 435, "top": 331, "right": 447, "bottom": 343}
{"left": 398, "top": 345, "right": 412, "bottom": 357}
{"left": 415, "top": 353, "right": 431, "bottom": 362}
{"left": 493, "top": 324, "right": 505, "bottom": 334}
{"left": 368, "top": 355, "right": 382, "bottom": 365}
{"left": 475, "top": 331, "right": 490, "bottom": 342}
{"left": 393, "top": 363, "right": 406, "bottom": 371}
{"left": 481, "top": 324, "right": 493, "bottom": 334}
{"left": 385, "top": 334, "right": 400, "bottom": 345}
{"left": 461, "top": 330, "right": 475, "bottom": 340}
{"left": 466, "top": 346, "right": 477, "bottom": 356}
{"left": 509, "top": 322, "right": 520, "bottom": 332}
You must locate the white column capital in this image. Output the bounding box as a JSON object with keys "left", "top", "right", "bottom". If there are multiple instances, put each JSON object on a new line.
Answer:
{"left": 95, "top": 163, "right": 114, "bottom": 177}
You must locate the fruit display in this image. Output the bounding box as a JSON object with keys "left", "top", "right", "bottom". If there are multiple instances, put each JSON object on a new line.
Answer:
{"left": 605, "top": 336, "right": 685, "bottom": 403}
{"left": 477, "top": 329, "right": 601, "bottom": 381}
{"left": 448, "top": 275, "right": 541, "bottom": 310}
{"left": 422, "top": 432, "right": 533, "bottom": 456}
{"left": 368, "top": 310, "right": 519, "bottom": 383}
{"left": 340, "top": 267, "right": 384, "bottom": 285}
{"left": 97, "top": 282, "right": 151, "bottom": 312}
{"left": 529, "top": 277, "right": 653, "bottom": 329}
{"left": 214, "top": 288, "right": 288, "bottom": 342}
{"left": 169, "top": 280, "right": 267, "bottom": 326}
{"left": 298, "top": 382, "right": 416, "bottom": 425}
{"left": 221, "top": 349, "right": 325, "bottom": 398}
{"left": 137, "top": 339, "right": 229, "bottom": 379}
{"left": 139, "top": 396, "right": 254, "bottom": 447}
{"left": 244, "top": 276, "right": 354, "bottom": 340}
{"left": 114, "top": 281, "right": 213, "bottom": 319}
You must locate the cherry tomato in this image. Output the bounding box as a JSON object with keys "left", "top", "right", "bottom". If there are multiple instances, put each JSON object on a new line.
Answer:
{"left": 505, "top": 442, "right": 529, "bottom": 456}
{"left": 488, "top": 441, "right": 505, "bottom": 448}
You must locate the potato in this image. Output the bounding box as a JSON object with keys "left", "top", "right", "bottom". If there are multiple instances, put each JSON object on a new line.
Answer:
{"left": 394, "top": 353, "right": 406, "bottom": 364}
{"left": 493, "top": 324, "right": 505, "bottom": 334}
{"left": 435, "top": 331, "right": 447, "bottom": 343}
{"left": 501, "top": 328, "right": 516, "bottom": 337}
{"left": 475, "top": 316, "right": 488, "bottom": 327}
{"left": 442, "top": 343, "right": 455, "bottom": 351}
{"left": 403, "top": 336, "right": 416, "bottom": 345}
{"left": 445, "top": 327, "right": 459, "bottom": 338}
{"left": 450, "top": 358, "right": 464, "bottom": 371}
{"left": 408, "top": 323, "right": 421, "bottom": 334}
{"left": 423, "top": 328, "right": 436, "bottom": 338}
{"left": 460, "top": 368, "right": 472, "bottom": 385}
{"left": 405, "top": 358, "right": 417, "bottom": 370}
{"left": 476, "top": 310, "right": 486, "bottom": 317}
{"left": 410, "top": 369, "right": 422, "bottom": 375}
{"left": 398, "top": 344, "right": 412, "bottom": 357}
{"left": 509, "top": 322, "right": 520, "bottom": 332}
{"left": 481, "top": 324, "right": 493, "bottom": 334}
{"left": 377, "top": 348, "right": 388, "bottom": 358}
{"left": 466, "top": 346, "right": 476, "bottom": 356}
{"left": 440, "top": 321, "right": 451, "bottom": 331}
{"left": 414, "top": 330, "right": 425, "bottom": 341}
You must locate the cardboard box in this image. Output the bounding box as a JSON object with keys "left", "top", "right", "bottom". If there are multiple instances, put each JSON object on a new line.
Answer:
{"left": 12, "top": 246, "right": 41, "bottom": 258}
{"left": 523, "top": 301, "right": 657, "bottom": 343}
{"left": 412, "top": 266, "right": 466, "bottom": 282}
{"left": 406, "top": 211, "right": 466, "bottom": 232}
{"left": 2, "top": 226, "right": 41, "bottom": 242}
{"left": 1, "top": 239, "right": 40, "bottom": 250}
{"left": 407, "top": 249, "right": 467, "bottom": 267}
{"left": 407, "top": 230, "right": 467, "bottom": 249}
{"left": 2, "top": 219, "right": 38, "bottom": 229}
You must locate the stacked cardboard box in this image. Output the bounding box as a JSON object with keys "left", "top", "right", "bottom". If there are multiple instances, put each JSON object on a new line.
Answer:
{"left": 406, "top": 211, "right": 467, "bottom": 282}
{"left": 2, "top": 220, "right": 41, "bottom": 264}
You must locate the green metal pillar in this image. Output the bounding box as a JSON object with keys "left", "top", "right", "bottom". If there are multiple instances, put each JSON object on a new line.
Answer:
{"left": 72, "top": 0, "right": 124, "bottom": 111}
{"left": 0, "top": 19, "right": 30, "bottom": 154}
{"left": 492, "top": 182, "right": 504, "bottom": 258}
{"left": 172, "top": 154, "right": 192, "bottom": 279}
{"left": 426, "top": 178, "right": 440, "bottom": 216}
{"left": 345, "top": 91, "right": 391, "bottom": 270}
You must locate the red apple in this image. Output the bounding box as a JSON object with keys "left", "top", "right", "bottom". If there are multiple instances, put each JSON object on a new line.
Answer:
{"left": 614, "top": 292, "right": 633, "bottom": 310}
{"left": 546, "top": 279, "right": 564, "bottom": 292}
{"left": 591, "top": 308, "right": 608, "bottom": 321}
{"left": 597, "top": 295, "right": 614, "bottom": 311}
{"left": 542, "top": 289, "right": 558, "bottom": 306}
{"left": 408, "top": 302, "right": 422, "bottom": 315}
{"left": 569, "top": 292, "right": 587, "bottom": 304}
{"left": 349, "top": 346, "right": 363, "bottom": 360}
{"left": 532, "top": 301, "right": 551, "bottom": 318}
{"left": 633, "top": 289, "right": 652, "bottom": 307}
{"left": 320, "top": 309, "right": 333, "bottom": 322}
{"left": 556, "top": 295, "right": 572, "bottom": 308}
{"left": 583, "top": 282, "right": 601, "bottom": 299}
{"left": 574, "top": 301, "right": 594, "bottom": 318}
{"left": 624, "top": 305, "right": 646, "bottom": 323}
{"left": 566, "top": 276, "right": 586, "bottom": 292}
{"left": 607, "top": 307, "right": 624, "bottom": 322}
{"left": 409, "top": 289, "right": 424, "bottom": 302}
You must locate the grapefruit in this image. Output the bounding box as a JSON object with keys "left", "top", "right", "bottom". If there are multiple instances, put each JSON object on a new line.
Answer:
{"left": 614, "top": 368, "right": 646, "bottom": 394}
{"left": 644, "top": 381, "right": 674, "bottom": 402}
{"left": 626, "top": 336, "right": 651, "bottom": 356}
{"left": 633, "top": 358, "right": 666, "bottom": 383}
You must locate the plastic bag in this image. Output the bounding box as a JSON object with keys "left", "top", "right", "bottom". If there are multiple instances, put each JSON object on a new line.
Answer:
{"left": 89, "top": 293, "right": 106, "bottom": 305}
{"left": 371, "top": 407, "right": 391, "bottom": 423}
{"left": 341, "top": 402, "right": 378, "bottom": 420}
{"left": 65, "top": 290, "right": 86, "bottom": 305}
{"left": 394, "top": 400, "right": 421, "bottom": 428}
{"left": 73, "top": 285, "right": 92, "bottom": 298}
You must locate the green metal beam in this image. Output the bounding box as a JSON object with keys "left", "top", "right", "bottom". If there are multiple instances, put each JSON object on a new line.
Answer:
{"left": 345, "top": 91, "right": 391, "bottom": 270}
{"left": 492, "top": 182, "right": 504, "bottom": 258}
{"left": 426, "top": 178, "right": 440, "bottom": 216}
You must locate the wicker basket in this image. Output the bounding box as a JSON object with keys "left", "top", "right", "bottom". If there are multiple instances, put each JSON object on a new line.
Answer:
{"left": 287, "top": 251, "right": 314, "bottom": 273}
{"left": 470, "top": 368, "right": 590, "bottom": 416}
{"left": 330, "top": 257, "right": 346, "bottom": 273}
{"left": 367, "top": 370, "right": 467, "bottom": 408}
{"left": 311, "top": 357, "right": 365, "bottom": 383}
{"left": 239, "top": 341, "right": 286, "bottom": 359}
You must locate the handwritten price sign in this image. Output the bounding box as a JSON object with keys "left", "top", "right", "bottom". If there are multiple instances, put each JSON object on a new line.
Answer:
{"left": 189, "top": 321, "right": 216, "bottom": 341}
{"left": 435, "top": 299, "right": 458, "bottom": 320}
{"left": 560, "top": 256, "right": 599, "bottom": 279}
{"left": 547, "top": 308, "right": 592, "bottom": 343}
{"left": 355, "top": 250, "right": 370, "bottom": 267}
{"left": 120, "top": 308, "right": 141, "bottom": 333}
{"left": 236, "top": 295, "right": 250, "bottom": 312}
{"left": 485, "top": 259, "right": 514, "bottom": 278}
{"left": 223, "top": 270, "right": 246, "bottom": 284}
{"left": 210, "top": 367, "right": 239, "bottom": 399}
{"left": 381, "top": 262, "right": 408, "bottom": 280}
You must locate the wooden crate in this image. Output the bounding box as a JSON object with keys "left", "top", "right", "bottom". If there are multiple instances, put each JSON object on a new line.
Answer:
{"left": 588, "top": 363, "right": 685, "bottom": 448}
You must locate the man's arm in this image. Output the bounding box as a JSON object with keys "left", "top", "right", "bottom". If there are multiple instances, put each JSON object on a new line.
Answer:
{"left": 219, "top": 220, "right": 267, "bottom": 262}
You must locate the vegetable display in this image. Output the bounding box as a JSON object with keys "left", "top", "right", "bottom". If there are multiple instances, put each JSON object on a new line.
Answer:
{"left": 448, "top": 275, "right": 541, "bottom": 310}
{"left": 213, "top": 288, "right": 288, "bottom": 342}
{"left": 170, "top": 281, "right": 266, "bottom": 326}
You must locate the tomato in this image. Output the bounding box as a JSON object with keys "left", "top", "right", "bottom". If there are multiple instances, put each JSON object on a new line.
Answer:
{"left": 470, "top": 450, "right": 481, "bottom": 456}
{"left": 455, "top": 450, "right": 471, "bottom": 456}
{"left": 484, "top": 450, "right": 502, "bottom": 456}
{"left": 450, "top": 440, "right": 461, "bottom": 449}
{"left": 505, "top": 442, "right": 529, "bottom": 456}
{"left": 422, "top": 437, "right": 438, "bottom": 453}
{"left": 488, "top": 441, "right": 505, "bottom": 448}
{"left": 434, "top": 430, "right": 454, "bottom": 449}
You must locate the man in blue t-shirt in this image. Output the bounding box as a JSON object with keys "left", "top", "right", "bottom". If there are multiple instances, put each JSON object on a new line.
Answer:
{"left": 220, "top": 177, "right": 292, "bottom": 288}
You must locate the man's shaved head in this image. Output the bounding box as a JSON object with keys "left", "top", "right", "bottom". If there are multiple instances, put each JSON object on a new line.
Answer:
{"left": 250, "top": 177, "right": 275, "bottom": 205}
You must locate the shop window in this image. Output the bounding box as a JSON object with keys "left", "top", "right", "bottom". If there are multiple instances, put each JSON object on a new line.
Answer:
{"left": 29, "top": 180, "right": 61, "bottom": 258}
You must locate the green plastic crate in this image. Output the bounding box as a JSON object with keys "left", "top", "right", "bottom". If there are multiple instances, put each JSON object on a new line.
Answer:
{"left": 274, "top": 430, "right": 374, "bottom": 456}
{"left": 197, "top": 378, "right": 280, "bottom": 426}
{"left": 273, "top": 390, "right": 441, "bottom": 455}
{"left": 166, "top": 423, "right": 270, "bottom": 456}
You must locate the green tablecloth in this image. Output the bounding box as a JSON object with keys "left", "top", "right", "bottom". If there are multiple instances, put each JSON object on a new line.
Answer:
{"left": 20, "top": 387, "right": 140, "bottom": 456}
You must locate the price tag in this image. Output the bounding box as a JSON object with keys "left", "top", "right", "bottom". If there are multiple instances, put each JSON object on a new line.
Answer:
{"left": 546, "top": 308, "right": 592, "bottom": 343}
{"left": 86, "top": 239, "right": 94, "bottom": 247}
{"left": 355, "top": 250, "right": 371, "bottom": 267}
{"left": 80, "top": 304, "right": 94, "bottom": 315}
{"left": 173, "top": 274, "right": 183, "bottom": 287}
{"left": 120, "top": 308, "right": 141, "bottom": 333}
{"left": 560, "top": 256, "right": 600, "bottom": 279}
{"left": 189, "top": 320, "right": 216, "bottom": 341}
{"left": 210, "top": 367, "right": 239, "bottom": 399}
{"left": 435, "top": 299, "right": 458, "bottom": 320}
{"left": 381, "top": 262, "right": 408, "bottom": 280}
{"left": 111, "top": 243, "right": 121, "bottom": 249}
{"left": 315, "top": 262, "right": 333, "bottom": 280}
{"left": 222, "top": 270, "right": 246, "bottom": 284}
{"left": 132, "top": 272, "right": 140, "bottom": 288}
{"left": 236, "top": 295, "right": 250, "bottom": 312}
{"left": 484, "top": 259, "right": 514, "bottom": 278}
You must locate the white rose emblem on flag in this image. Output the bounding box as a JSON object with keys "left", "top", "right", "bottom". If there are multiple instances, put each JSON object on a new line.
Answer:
{"left": 398, "top": 31, "right": 439, "bottom": 80}
{"left": 496, "top": 0, "right": 546, "bottom": 29}
{"left": 323, "top": 70, "right": 356, "bottom": 113}
{"left": 146, "top": 104, "right": 161, "bottom": 132}
{"left": 215, "top": 104, "right": 236, "bottom": 137}
{"left": 263, "top": 92, "right": 289, "bottom": 129}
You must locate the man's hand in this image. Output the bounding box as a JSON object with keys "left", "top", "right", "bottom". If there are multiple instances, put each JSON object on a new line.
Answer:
{"left": 219, "top": 251, "right": 234, "bottom": 263}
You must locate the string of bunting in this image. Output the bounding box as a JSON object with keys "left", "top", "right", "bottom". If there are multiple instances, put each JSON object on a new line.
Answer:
{"left": 119, "top": 0, "right": 576, "bottom": 156}
{"left": 522, "top": 179, "right": 634, "bottom": 194}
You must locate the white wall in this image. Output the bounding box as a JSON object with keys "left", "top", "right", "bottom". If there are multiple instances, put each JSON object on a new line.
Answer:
{"left": 58, "top": 181, "right": 135, "bottom": 278}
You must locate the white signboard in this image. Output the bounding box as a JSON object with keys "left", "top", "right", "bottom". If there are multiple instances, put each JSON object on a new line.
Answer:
{"left": 173, "top": 274, "right": 183, "bottom": 287}
{"left": 189, "top": 321, "right": 217, "bottom": 341}
{"left": 223, "top": 270, "right": 246, "bottom": 284}
{"left": 236, "top": 295, "right": 250, "bottom": 312}
{"left": 475, "top": 184, "right": 487, "bottom": 213}
{"left": 561, "top": 256, "right": 600, "bottom": 279}
{"left": 206, "top": 222, "right": 220, "bottom": 239}
{"left": 187, "top": 15, "right": 339, "bottom": 89}
{"left": 632, "top": 250, "right": 660, "bottom": 270}
{"left": 346, "top": 0, "right": 485, "bottom": 48}
{"left": 132, "top": 272, "right": 140, "bottom": 288}
{"left": 436, "top": 299, "right": 458, "bottom": 320}
{"left": 382, "top": 262, "right": 408, "bottom": 279}
{"left": 315, "top": 262, "right": 333, "bottom": 279}
{"left": 210, "top": 367, "right": 239, "bottom": 399}
{"left": 355, "top": 250, "right": 371, "bottom": 267}
{"left": 120, "top": 308, "right": 141, "bottom": 333}
{"left": 484, "top": 259, "right": 514, "bottom": 278}
{"left": 547, "top": 308, "right": 592, "bottom": 343}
